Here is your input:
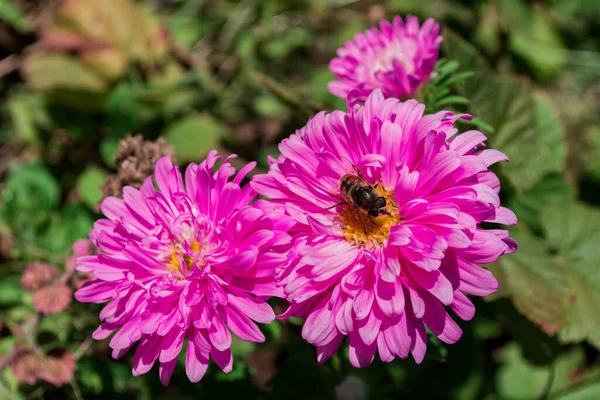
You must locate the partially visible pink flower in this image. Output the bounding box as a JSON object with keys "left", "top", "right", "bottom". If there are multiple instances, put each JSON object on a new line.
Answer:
{"left": 252, "top": 90, "right": 517, "bottom": 367}
{"left": 68, "top": 239, "right": 96, "bottom": 282}
{"left": 32, "top": 284, "right": 73, "bottom": 314}
{"left": 21, "top": 262, "right": 59, "bottom": 291}
{"left": 71, "top": 239, "right": 92, "bottom": 258}
{"left": 328, "top": 15, "right": 442, "bottom": 101}
{"left": 75, "top": 152, "right": 290, "bottom": 385}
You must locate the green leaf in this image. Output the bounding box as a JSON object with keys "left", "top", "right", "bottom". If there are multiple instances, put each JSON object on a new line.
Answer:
{"left": 496, "top": 344, "right": 591, "bottom": 399}
{"left": 24, "top": 52, "right": 110, "bottom": 110}
{"left": 541, "top": 203, "right": 600, "bottom": 349}
{"left": 253, "top": 95, "right": 290, "bottom": 119}
{"left": 586, "top": 126, "right": 600, "bottom": 181}
{"left": 38, "top": 312, "right": 72, "bottom": 342}
{"left": 2, "top": 163, "right": 60, "bottom": 212}
{"left": 0, "top": 0, "right": 31, "bottom": 32}
{"left": 434, "top": 95, "right": 469, "bottom": 107}
{"left": 25, "top": 53, "right": 108, "bottom": 94}
{"left": 164, "top": 114, "right": 229, "bottom": 162}
{"left": 508, "top": 174, "right": 574, "bottom": 232}
{"left": 442, "top": 30, "right": 567, "bottom": 192}
{"left": 77, "top": 358, "right": 104, "bottom": 394}
{"left": 263, "top": 27, "right": 310, "bottom": 60}
{"left": 507, "top": 8, "right": 567, "bottom": 80}
{"left": 534, "top": 92, "right": 566, "bottom": 171}
{"left": 35, "top": 204, "right": 94, "bottom": 255}
{"left": 0, "top": 275, "right": 24, "bottom": 306}
{"left": 492, "top": 201, "right": 600, "bottom": 351}
{"left": 107, "top": 83, "right": 140, "bottom": 137}
{"left": 7, "top": 93, "right": 49, "bottom": 144}
{"left": 488, "top": 225, "right": 570, "bottom": 335}
{"left": 77, "top": 166, "right": 108, "bottom": 209}
{"left": 100, "top": 138, "right": 120, "bottom": 169}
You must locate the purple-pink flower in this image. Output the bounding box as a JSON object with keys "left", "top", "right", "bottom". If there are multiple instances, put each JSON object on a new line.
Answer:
{"left": 328, "top": 15, "right": 442, "bottom": 102}
{"left": 252, "top": 90, "right": 517, "bottom": 367}
{"left": 75, "top": 152, "right": 290, "bottom": 385}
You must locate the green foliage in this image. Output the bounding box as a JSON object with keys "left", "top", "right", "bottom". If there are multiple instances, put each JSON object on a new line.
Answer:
{"left": 1, "top": 0, "right": 600, "bottom": 398}
{"left": 164, "top": 114, "right": 229, "bottom": 162}
{"left": 77, "top": 167, "right": 108, "bottom": 209}
{"left": 496, "top": 344, "right": 600, "bottom": 399}
{"left": 443, "top": 30, "right": 567, "bottom": 193}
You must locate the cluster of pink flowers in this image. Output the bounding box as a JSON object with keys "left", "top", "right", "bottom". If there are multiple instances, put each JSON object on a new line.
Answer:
{"left": 75, "top": 15, "right": 517, "bottom": 384}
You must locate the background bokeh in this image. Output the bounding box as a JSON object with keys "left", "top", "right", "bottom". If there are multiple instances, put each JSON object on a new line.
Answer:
{"left": 1, "top": 0, "right": 600, "bottom": 399}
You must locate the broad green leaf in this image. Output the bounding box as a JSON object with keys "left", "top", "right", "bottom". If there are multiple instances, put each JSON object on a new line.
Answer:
{"left": 442, "top": 30, "right": 566, "bottom": 193}
{"left": 25, "top": 53, "right": 108, "bottom": 94}
{"left": 164, "top": 114, "right": 229, "bottom": 162}
{"left": 496, "top": 344, "right": 592, "bottom": 399}
{"left": 508, "top": 174, "right": 574, "bottom": 232}
{"left": 77, "top": 167, "right": 108, "bottom": 209}
{"left": 502, "top": 5, "right": 567, "bottom": 80}
{"left": 541, "top": 203, "right": 600, "bottom": 349}
{"left": 1, "top": 163, "right": 60, "bottom": 214}
{"left": 535, "top": 92, "right": 566, "bottom": 171}
{"left": 488, "top": 225, "right": 570, "bottom": 335}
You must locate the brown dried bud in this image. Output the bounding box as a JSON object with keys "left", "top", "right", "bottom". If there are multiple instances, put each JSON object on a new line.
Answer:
{"left": 32, "top": 284, "right": 73, "bottom": 314}
{"left": 101, "top": 134, "right": 175, "bottom": 199}
{"left": 21, "top": 262, "right": 59, "bottom": 291}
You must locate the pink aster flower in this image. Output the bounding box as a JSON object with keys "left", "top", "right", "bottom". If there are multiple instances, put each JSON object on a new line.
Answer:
{"left": 252, "top": 90, "right": 517, "bottom": 367}
{"left": 74, "top": 151, "right": 290, "bottom": 385}
{"left": 328, "top": 15, "right": 442, "bottom": 101}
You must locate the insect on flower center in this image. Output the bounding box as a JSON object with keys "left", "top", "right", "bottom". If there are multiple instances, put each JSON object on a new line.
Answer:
{"left": 340, "top": 185, "right": 400, "bottom": 246}
{"left": 168, "top": 241, "right": 203, "bottom": 272}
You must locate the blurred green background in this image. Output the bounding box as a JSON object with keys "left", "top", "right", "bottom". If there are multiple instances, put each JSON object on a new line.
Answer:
{"left": 1, "top": 0, "right": 600, "bottom": 399}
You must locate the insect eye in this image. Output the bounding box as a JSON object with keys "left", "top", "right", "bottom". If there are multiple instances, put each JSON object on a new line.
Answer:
{"left": 374, "top": 197, "right": 386, "bottom": 208}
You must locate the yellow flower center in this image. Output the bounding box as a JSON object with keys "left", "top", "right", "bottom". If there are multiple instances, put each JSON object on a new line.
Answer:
{"left": 340, "top": 185, "right": 400, "bottom": 246}
{"left": 168, "top": 241, "right": 202, "bottom": 272}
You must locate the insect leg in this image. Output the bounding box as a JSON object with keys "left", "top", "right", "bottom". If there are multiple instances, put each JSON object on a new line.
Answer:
{"left": 324, "top": 201, "right": 345, "bottom": 210}
{"left": 352, "top": 208, "right": 367, "bottom": 234}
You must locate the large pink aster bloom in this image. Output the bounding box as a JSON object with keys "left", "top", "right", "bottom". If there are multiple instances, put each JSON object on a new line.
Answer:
{"left": 252, "top": 90, "right": 517, "bottom": 367}
{"left": 75, "top": 152, "right": 290, "bottom": 385}
{"left": 329, "top": 15, "right": 442, "bottom": 102}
